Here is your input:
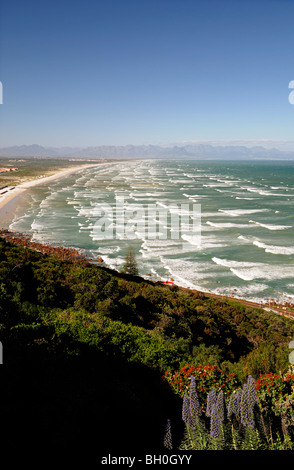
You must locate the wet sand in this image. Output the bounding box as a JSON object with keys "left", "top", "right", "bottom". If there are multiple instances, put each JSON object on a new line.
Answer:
{"left": 0, "top": 193, "right": 28, "bottom": 228}
{"left": 0, "top": 163, "right": 103, "bottom": 229}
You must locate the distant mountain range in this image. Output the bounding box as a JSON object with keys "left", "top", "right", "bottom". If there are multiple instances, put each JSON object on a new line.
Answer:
{"left": 1, "top": 143, "right": 294, "bottom": 159}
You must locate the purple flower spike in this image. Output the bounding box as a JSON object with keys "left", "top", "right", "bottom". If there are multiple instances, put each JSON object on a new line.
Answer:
{"left": 247, "top": 375, "right": 257, "bottom": 408}
{"left": 206, "top": 387, "right": 217, "bottom": 417}
{"left": 163, "top": 419, "right": 173, "bottom": 450}
{"left": 210, "top": 403, "right": 220, "bottom": 438}
{"left": 228, "top": 388, "right": 242, "bottom": 420}
{"left": 240, "top": 381, "right": 255, "bottom": 427}
{"left": 216, "top": 389, "right": 227, "bottom": 423}
{"left": 182, "top": 393, "right": 190, "bottom": 423}
{"left": 189, "top": 376, "right": 202, "bottom": 419}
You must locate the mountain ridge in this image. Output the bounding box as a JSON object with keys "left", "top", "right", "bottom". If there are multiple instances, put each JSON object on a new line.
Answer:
{"left": 1, "top": 143, "right": 294, "bottom": 159}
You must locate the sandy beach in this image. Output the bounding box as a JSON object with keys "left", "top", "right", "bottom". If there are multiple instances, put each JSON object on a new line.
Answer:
{"left": 0, "top": 163, "right": 103, "bottom": 228}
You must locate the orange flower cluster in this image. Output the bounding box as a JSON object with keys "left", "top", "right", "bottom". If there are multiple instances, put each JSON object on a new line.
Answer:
{"left": 255, "top": 372, "right": 294, "bottom": 394}
{"left": 162, "top": 363, "right": 239, "bottom": 402}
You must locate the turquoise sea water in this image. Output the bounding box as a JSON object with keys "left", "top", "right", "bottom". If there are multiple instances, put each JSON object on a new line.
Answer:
{"left": 8, "top": 159, "right": 294, "bottom": 304}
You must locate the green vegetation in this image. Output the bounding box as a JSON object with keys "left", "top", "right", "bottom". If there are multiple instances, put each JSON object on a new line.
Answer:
{"left": 163, "top": 365, "right": 294, "bottom": 450}
{"left": 0, "top": 236, "right": 294, "bottom": 459}
{"left": 177, "top": 375, "right": 269, "bottom": 451}
{"left": 0, "top": 158, "right": 93, "bottom": 187}
{"left": 1, "top": 236, "right": 292, "bottom": 378}
{"left": 120, "top": 245, "right": 139, "bottom": 276}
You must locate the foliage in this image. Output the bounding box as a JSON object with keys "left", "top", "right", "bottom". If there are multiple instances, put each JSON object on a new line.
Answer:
{"left": 165, "top": 373, "right": 294, "bottom": 450}
{"left": 2, "top": 236, "right": 294, "bottom": 451}
{"left": 0, "top": 157, "right": 86, "bottom": 188}
{"left": 232, "top": 342, "right": 291, "bottom": 383}
{"left": 120, "top": 246, "right": 139, "bottom": 276}
{"left": 255, "top": 372, "right": 294, "bottom": 415}
{"left": 174, "top": 374, "right": 267, "bottom": 450}
{"left": 162, "top": 364, "right": 240, "bottom": 403}
{"left": 1, "top": 236, "right": 294, "bottom": 381}
{"left": 0, "top": 235, "right": 294, "bottom": 381}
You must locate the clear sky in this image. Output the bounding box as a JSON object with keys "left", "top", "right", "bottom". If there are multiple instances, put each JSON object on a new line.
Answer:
{"left": 1, "top": 0, "right": 294, "bottom": 148}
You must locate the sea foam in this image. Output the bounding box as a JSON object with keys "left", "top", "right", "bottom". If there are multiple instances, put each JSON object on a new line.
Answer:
{"left": 249, "top": 220, "right": 293, "bottom": 230}
{"left": 219, "top": 209, "right": 269, "bottom": 217}
{"left": 253, "top": 240, "right": 294, "bottom": 255}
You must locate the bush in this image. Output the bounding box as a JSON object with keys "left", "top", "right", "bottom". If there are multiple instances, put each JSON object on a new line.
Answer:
{"left": 174, "top": 375, "right": 267, "bottom": 450}
{"left": 163, "top": 364, "right": 294, "bottom": 449}
{"left": 162, "top": 364, "right": 240, "bottom": 404}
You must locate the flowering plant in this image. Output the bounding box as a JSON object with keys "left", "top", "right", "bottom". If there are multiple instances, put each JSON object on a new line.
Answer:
{"left": 255, "top": 372, "right": 294, "bottom": 415}
{"left": 162, "top": 364, "right": 239, "bottom": 403}
{"left": 164, "top": 366, "right": 294, "bottom": 450}
{"left": 274, "top": 387, "right": 294, "bottom": 431}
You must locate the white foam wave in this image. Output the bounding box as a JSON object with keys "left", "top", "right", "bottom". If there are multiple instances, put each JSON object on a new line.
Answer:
{"left": 230, "top": 269, "right": 259, "bottom": 281}
{"left": 31, "top": 220, "right": 44, "bottom": 231}
{"left": 207, "top": 221, "right": 253, "bottom": 229}
{"left": 235, "top": 197, "right": 257, "bottom": 200}
{"left": 245, "top": 187, "right": 292, "bottom": 197}
{"left": 219, "top": 209, "right": 269, "bottom": 217}
{"left": 201, "top": 211, "right": 233, "bottom": 218}
{"left": 249, "top": 220, "right": 292, "bottom": 230}
{"left": 212, "top": 257, "right": 257, "bottom": 269}
{"left": 163, "top": 264, "right": 203, "bottom": 290}
{"left": 157, "top": 202, "right": 168, "bottom": 209}
{"left": 270, "top": 186, "right": 289, "bottom": 190}
{"left": 79, "top": 224, "right": 94, "bottom": 230}
{"left": 182, "top": 193, "right": 207, "bottom": 198}
{"left": 97, "top": 246, "right": 121, "bottom": 254}
{"left": 203, "top": 183, "right": 230, "bottom": 188}
{"left": 99, "top": 254, "right": 124, "bottom": 270}
{"left": 181, "top": 234, "right": 201, "bottom": 245}
{"left": 253, "top": 241, "right": 294, "bottom": 255}
{"left": 238, "top": 235, "right": 249, "bottom": 241}
{"left": 198, "top": 238, "right": 227, "bottom": 248}
{"left": 224, "top": 283, "right": 268, "bottom": 296}
{"left": 212, "top": 256, "right": 294, "bottom": 281}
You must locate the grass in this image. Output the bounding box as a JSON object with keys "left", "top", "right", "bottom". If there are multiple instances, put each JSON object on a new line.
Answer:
{"left": 0, "top": 158, "right": 94, "bottom": 187}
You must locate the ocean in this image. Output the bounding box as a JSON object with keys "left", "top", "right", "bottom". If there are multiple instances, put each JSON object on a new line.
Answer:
{"left": 8, "top": 159, "right": 294, "bottom": 304}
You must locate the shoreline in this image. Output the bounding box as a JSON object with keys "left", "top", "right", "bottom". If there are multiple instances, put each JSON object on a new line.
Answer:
{"left": 1, "top": 229, "right": 294, "bottom": 322}
{"left": 1, "top": 160, "right": 293, "bottom": 320}
{"left": 0, "top": 162, "right": 112, "bottom": 229}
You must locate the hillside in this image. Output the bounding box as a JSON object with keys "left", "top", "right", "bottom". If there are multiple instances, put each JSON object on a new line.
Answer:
{"left": 0, "top": 235, "right": 293, "bottom": 461}
{"left": 1, "top": 143, "right": 294, "bottom": 159}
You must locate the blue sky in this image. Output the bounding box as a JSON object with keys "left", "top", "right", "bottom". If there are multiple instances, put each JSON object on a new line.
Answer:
{"left": 1, "top": 0, "right": 294, "bottom": 148}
